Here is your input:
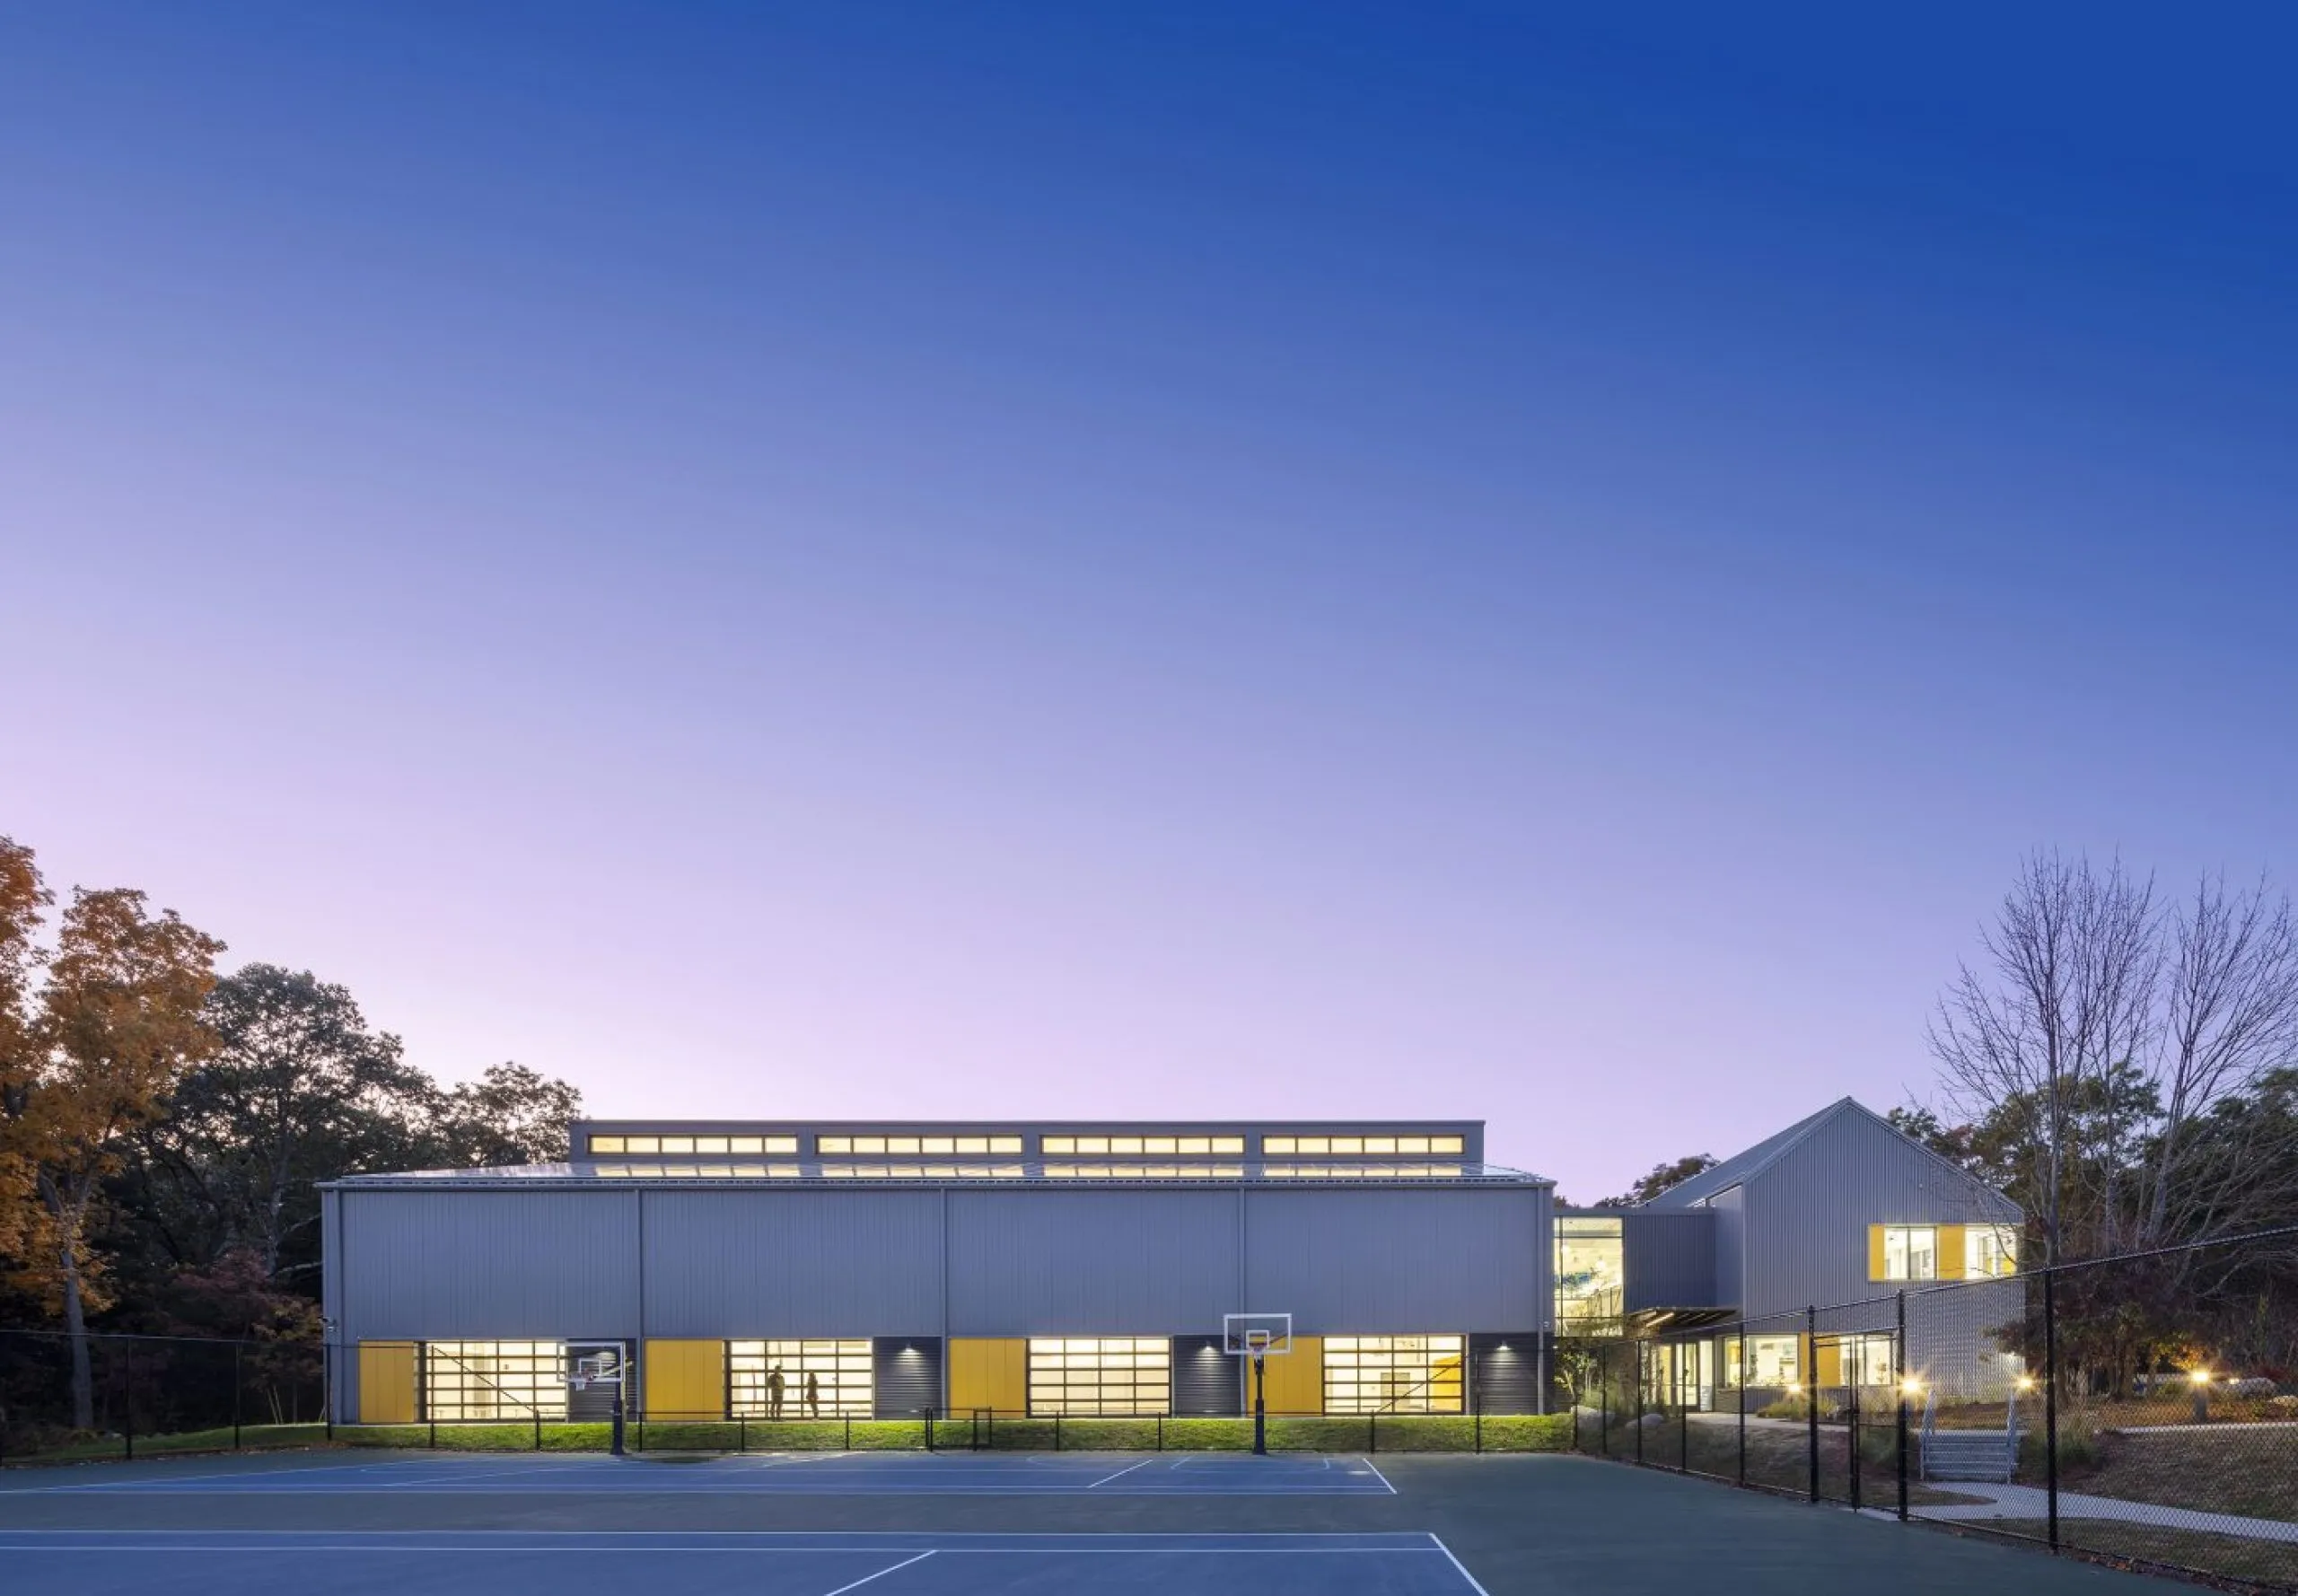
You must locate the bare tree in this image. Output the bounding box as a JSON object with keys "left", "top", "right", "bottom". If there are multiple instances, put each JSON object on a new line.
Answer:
{"left": 1928, "top": 851, "right": 2156, "bottom": 1264}
{"left": 1929, "top": 852, "right": 2298, "bottom": 1267}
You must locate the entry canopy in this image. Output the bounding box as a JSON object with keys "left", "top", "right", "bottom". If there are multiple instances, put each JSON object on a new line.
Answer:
{"left": 1224, "top": 1312, "right": 1294, "bottom": 1357}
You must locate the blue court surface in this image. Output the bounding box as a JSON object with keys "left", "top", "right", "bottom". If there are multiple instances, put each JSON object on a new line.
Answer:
{"left": 9, "top": 1450, "right": 1396, "bottom": 1496}
{"left": 0, "top": 1528, "right": 1484, "bottom": 1594}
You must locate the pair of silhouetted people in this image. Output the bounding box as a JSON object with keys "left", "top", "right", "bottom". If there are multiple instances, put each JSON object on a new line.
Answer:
{"left": 762, "top": 1365, "right": 821, "bottom": 1420}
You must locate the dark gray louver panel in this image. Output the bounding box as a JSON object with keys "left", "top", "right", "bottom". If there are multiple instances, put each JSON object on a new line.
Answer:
{"left": 873, "top": 1336, "right": 943, "bottom": 1418}
{"left": 1469, "top": 1332, "right": 1540, "bottom": 1415}
{"left": 1169, "top": 1333, "right": 1241, "bottom": 1416}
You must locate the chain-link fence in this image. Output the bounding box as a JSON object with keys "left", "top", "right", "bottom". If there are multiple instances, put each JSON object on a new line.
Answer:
{"left": 1, "top": 1329, "right": 330, "bottom": 1464}
{"left": 1570, "top": 1226, "right": 2298, "bottom": 1592}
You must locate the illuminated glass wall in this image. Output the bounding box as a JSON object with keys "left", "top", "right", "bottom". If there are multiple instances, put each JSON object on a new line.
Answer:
{"left": 422, "top": 1341, "right": 568, "bottom": 1421}
{"left": 1027, "top": 1337, "right": 1171, "bottom": 1416}
{"left": 729, "top": 1339, "right": 873, "bottom": 1418}
{"left": 1322, "top": 1335, "right": 1466, "bottom": 1414}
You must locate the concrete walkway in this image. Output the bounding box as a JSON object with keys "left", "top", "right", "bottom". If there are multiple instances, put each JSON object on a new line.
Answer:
{"left": 1914, "top": 1482, "right": 2298, "bottom": 1544}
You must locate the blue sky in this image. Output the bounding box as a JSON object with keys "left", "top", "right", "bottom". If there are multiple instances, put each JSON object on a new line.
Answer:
{"left": 4, "top": 4, "right": 2292, "bottom": 1200}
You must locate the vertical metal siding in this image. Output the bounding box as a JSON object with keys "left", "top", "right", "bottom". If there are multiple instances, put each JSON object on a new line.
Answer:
{"left": 1243, "top": 1188, "right": 1546, "bottom": 1332}
{"left": 872, "top": 1336, "right": 943, "bottom": 1417}
{"left": 945, "top": 1190, "right": 1240, "bottom": 1334}
{"left": 1620, "top": 1210, "right": 1718, "bottom": 1309}
{"left": 1741, "top": 1109, "right": 2021, "bottom": 1319}
{"left": 339, "top": 1190, "right": 640, "bottom": 1339}
{"left": 642, "top": 1190, "right": 943, "bottom": 1337}
{"left": 1706, "top": 1184, "right": 1746, "bottom": 1313}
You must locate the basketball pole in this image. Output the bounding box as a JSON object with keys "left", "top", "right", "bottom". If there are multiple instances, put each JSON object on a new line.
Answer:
{"left": 610, "top": 1378, "right": 626, "bottom": 1457}
{"left": 1252, "top": 1352, "right": 1267, "bottom": 1456}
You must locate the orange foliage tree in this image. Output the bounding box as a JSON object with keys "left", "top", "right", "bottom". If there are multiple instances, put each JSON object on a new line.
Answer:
{"left": 0, "top": 841, "right": 224, "bottom": 1428}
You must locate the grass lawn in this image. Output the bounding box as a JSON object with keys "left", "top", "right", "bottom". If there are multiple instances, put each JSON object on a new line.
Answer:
{"left": 1974, "top": 1518, "right": 2298, "bottom": 1590}
{"left": 2048, "top": 1427, "right": 2298, "bottom": 1522}
{"left": 3, "top": 1423, "right": 333, "bottom": 1466}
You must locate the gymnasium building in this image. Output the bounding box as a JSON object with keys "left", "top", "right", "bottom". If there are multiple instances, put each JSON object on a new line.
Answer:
{"left": 324, "top": 1101, "right": 2020, "bottom": 1425}
{"left": 325, "top": 1120, "right": 1554, "bottom": 1425}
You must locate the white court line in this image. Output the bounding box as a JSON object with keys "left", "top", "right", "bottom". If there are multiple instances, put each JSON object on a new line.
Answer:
{"left": 3, "top": 1455, "right": 481, "bottom": 1494}
{"left": 817, "top": 1549, "right": 935, "bottom": 1594}
{"left": 1360, "top": 1456, "right": 1398, "bottom": 1495}
{"left": 1085, "top": 1458, "right": 1156, "bottom": 1488}
{"left": 1428, "top": 1534, "right": 1495, "bottom": 1595}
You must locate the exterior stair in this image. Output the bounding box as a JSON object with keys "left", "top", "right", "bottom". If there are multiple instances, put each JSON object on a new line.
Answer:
{"left": 1918, "top": 1390, "right": 2020, "bottom": 1482}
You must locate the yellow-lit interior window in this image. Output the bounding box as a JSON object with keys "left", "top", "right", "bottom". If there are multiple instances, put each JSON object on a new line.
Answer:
{"left": 588, "top": 1136, "right": 627, "bottom": 1153}
{"left": 730, "top": 1340, "right": 872, "bottom": 1418}
{"left": 1041, "top": 1136, "right": 1074, "bottom": 1153}
{"left": 423, "top": 1341, "right": 569, "bottom": 1422}
{"left": 1263, "top": 1136, "right": 1296, "bottom": 1154}
{"left": 1431, "top": 1136, "right": 1464, "bottom": 1153}
{"left": 1322, "top": 1335, "right": 1464, "bottom": 1414}
{"left": 658, "top": 1136, "right": 695, "bottom": 1154}
{"left": 819, "top": 1136, "right": 851, "bottom": 1153}
{"left": 1028, "top": 1337, "right": 1169, "bottom": 1416}
{"left": 626, "top": 1136, "right": 661, "bottom": 1154}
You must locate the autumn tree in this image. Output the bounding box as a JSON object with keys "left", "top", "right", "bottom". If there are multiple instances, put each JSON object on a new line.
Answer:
{"left": 426, "top": 1062, "right": 583, "bottom": 1168}
{"left": 12, "top": 887, "right": 224, "bottom": 1427}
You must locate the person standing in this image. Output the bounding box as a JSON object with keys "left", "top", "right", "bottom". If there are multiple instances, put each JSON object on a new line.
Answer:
{"left": 767, "top": 1364, "right": 785, "bottom": 1421}
{"left": 805, "top": 1371, "right": 821, "bottom": 1419}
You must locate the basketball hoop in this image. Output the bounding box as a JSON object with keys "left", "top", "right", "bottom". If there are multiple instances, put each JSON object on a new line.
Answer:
{"left": 1224, "top": 1313, "right": 1292, "bottom": 1456}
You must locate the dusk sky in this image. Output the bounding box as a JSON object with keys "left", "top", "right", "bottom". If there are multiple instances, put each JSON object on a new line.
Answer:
{"left": 4, "top": 4, "right": 2292, "bottom": 1203}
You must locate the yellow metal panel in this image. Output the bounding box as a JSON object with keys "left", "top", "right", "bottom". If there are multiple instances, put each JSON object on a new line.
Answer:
{"left": 1431, "top": 1352, "right": 1465, "bottom": 1414}
{"left": 1256, "top": 1335, "right": 1322, "bottom": 1415}
{"left": 644, "top": 1339, "right": 726, "bottom": 1420}
{"left": 949, "top": 1338, "right": 1027, "bottom": 1414}
{"left": 1816, "top": 1340, "right": 1843, "bottom": 1388}
{"left": 1936, "top": 1223, "right": 1968, "bottom": 1281}
{"left": 358, "top": 1341, "right": 417, "bottom": 1425}
{"left": 1868, "top": 1224, "right": 1888, "bottom": 1281}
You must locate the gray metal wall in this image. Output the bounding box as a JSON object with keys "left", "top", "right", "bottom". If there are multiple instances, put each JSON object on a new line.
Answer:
{"left": 945, "top": 1190, "right": 1240, "bottom": 1335}
{"left": 644, "top": 1190, "right": 943, "bottom": 1337}
{"left": 1469, "top": 1333, "right": 1539, "bottom": 1415}
{"left": 1242, "top": 1188, "right": 1548, "bottom": 1332}
{"left": 1740, "top": 1109, "right": 2021, "bottom": 1320}
{"left": 1170, "top": 1334, "right": 1242, "bottom": 1416}
{"left": 1620, "top": 1210, "right": 1716, "bottom": 1311}
{"left": 338, "top": 1189, "right": 641, "bottom": 1341}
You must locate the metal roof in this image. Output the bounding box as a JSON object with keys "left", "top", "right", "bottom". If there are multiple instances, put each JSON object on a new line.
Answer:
{"left": 321, "top": 1157, "right": 1550, "bottom": 1190}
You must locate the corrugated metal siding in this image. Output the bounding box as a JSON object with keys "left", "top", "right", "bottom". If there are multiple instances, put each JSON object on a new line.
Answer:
{"left": 1171, "top": 1334, "right": 1241, "bottom": 1416}
{"left": 945, "top": 1190, "right": 1239, "bottom": 1335}
{"left": 642, "top": 1190, "right": 943, "bottom": 1337}
{"left": 1707, "top": 1184, "right": 1746, "bottom": 1313}
{"left": 1741, "top": 1109, "right": 2021, "bottom": 1319}
{"left": 872, "top": 1336, "right": 943, "bottom": 1417}
{"left": 1243, "top": 1188, "right": 1547, "bottom": 1332}
{"left": 1469, "top": 1333, "right": 1539, "bottom": 1415}
{"left": 1621, "top": 1210, "right": 1717, "bottom": 1309}
{"left": 339, "top": 1190, "right": 640, "bottom": 1340}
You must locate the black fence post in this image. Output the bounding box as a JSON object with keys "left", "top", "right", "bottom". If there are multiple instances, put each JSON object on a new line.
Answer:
{"left": 1634, "top": 1343, "right": 1645, "bottom": 1466}
{"left": 2044, "top": 1267, "right": 2060, "bottom": 1553}
{"left": 1895, "top": 1291, "right": 1908, "bottom": 1522}
{"left": 533, "top": 1411, "right": 541, "bottom": 1451}
{"left": 1736, "top": 1329, "right": 1747, "bottom": 1486}
{"left": 323, "top": 1341, "right": 334, "bottom": 1441}
{"left": 233, "top": 1342, "right": 244, "bottom": 1450}
{"left": 1846, "top": 1358, "right": 1860, "bottom": 1510}
{"left": 1600, "top": 1354, "right": 1609, "bottom": 1456}
{"left": 122, "top": 1355, "right": 135, "bottom": 1462}
{"left": 1805, "top": 1307, "right": 1819, "bottom": 1504}
{"left": 1369, "top": 1413, "right": 1378, "bottom": 1455}
{"left": 1475, "top": 1393, "right": 1482, "bottom": 1455}
{"left": 1678, "top": 1351, "right": 1688, "bottom": 1473}
{"left": 926, "top": 1407, "right": 937, "bottom": 1453}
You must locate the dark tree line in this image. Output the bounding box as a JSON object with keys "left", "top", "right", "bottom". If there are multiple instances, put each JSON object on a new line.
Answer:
{"left": 1, "top": 837, "right": 581, "bottom": 1425}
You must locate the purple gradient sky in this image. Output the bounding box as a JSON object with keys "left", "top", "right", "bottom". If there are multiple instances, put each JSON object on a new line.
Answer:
{"left": 4, "top": 5, "right": 2293, "bottom": 1201}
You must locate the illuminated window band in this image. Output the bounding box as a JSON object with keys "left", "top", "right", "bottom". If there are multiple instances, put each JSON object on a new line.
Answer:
{"left": 1260, "top": 1163, "right": 1463, "bottom": 1179}
{"left": 1028, "top": 1337, "right": 1170, "bottom": 1416}
{"left": 819, "top": 1135, "right": 1025, "bottom": 1154}
{"left": 1322, "top": 1335, "right": 1466, "bottom": 1415}
{"left": 1043, "top": 1164, "right": 1247, "bottom": 1179}
{"left": 593, "top": 1163, "right": 807, "bottom": 1179}
{"left": 587, "top": 1135, "right": 798, "bottom": 1155}
{"left": 423, "top": 1341, "right": 568, "bottom": 1422}
{"left": 730, "top": 1339, "right": 872, "bottom": 1418}
{"left": 1040, "top": 1136, "right": 1245, "bottom": 1155}
{"left": 820, "top": 1164, "right": 1031, "bottom": 1179}
{"left": 1261, "top": 1135, "right": 1463, "bottom": 1155}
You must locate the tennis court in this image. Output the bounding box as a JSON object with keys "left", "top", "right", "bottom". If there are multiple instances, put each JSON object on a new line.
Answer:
{"left": 0, "top": 1528, "right": 1480, "bottom": 1595}
{"left": 0, "top": 1449, "right": 2158, "bottom": 1593}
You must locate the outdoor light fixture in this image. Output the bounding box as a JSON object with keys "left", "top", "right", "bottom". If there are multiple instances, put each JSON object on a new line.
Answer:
{"left": 1901, "top": 1379, "right": 1924, "bottom": 1398}
{"left": 2015, "top": 1375, "right": 2036, "bottom": 1392}
{"left": 1785, "top": 1381, "right": 1802, "bottom": 1396}
{"left": 2191, "top": 1369, "right": 2213, "bottom": 1384}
